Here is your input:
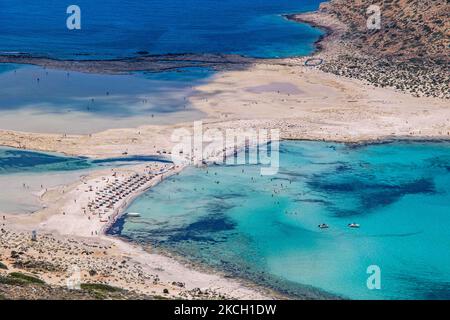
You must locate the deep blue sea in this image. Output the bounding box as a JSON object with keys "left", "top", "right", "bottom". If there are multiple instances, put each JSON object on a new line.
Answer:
{"left": 2, "top": 1, "right": 448, "bottom": 301}
{"left": 0, "top": 0, "right": 323, "bottom": 59}
{"left": 0, "top": 1, "right": 323, "bottom": 133}
{"left": 110, "top": 141, "right": 450, "bottom": 300}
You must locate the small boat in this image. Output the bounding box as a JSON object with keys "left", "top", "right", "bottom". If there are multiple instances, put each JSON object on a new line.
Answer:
{"left": 318, "top": 223, "right": 329, "bottom": 229}
{"left": 126, "top": 212, "right": 141, "bottom": 217}
{"left": 348, "top": 223, "right": 360, "bottom": 228}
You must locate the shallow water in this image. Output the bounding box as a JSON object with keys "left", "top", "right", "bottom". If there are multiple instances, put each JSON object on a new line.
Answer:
{"left": 0, "top": 0, "right": 323, "bottom": 59}
{"left": 0, "top": 147, "right": 169, "bottom": 175}
{"left": 111, "top": 141, "right": 450, "bottom": 299}
{"left": 0, "top": 1, "right": 324, "bottom": 134}
{"left": 0, "top": 147, "right": 170, "bottom": 214}
{"left": 0, "top": 64, "right": 210, "bottom": 133}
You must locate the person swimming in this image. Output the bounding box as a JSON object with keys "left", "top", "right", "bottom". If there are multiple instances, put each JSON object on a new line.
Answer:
{"left": 348, "top": 223, "right": 360, "bottom": 228}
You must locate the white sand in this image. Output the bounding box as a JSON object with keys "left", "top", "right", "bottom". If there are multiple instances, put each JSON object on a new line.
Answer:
{"left": 0, "top": 17, "right": 448, "bottom": 298}
{"left": 0, "top": 170, "right": 94, "bottom": 215}
{"left": 1, "top": 162, "right": 271, "bottom": 299}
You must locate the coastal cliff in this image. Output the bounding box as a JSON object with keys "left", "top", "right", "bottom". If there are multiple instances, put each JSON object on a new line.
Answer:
{"left": 320, "top": 0, "right": 448, "bottom": 63}
{"left": 289, "top": 0, "right": 449, "bottom": 99}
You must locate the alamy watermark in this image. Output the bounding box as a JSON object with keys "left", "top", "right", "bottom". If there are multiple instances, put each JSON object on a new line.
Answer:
{"left": 366, "top": 5, "right": 381, "bottom": 30}
{"left": 66, "top": 265, "right": 81, "bottom": 290}
{"left": 171, "top": 121, "right": 280, "bottom": 175}
{"left": 66, "top": 5, "right": 81, "bottom": 30}
{"left": 366, "top": 265, "right": 381, "bottom": 290}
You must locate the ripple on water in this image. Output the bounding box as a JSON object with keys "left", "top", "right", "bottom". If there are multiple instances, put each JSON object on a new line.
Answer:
{"left": 113, "top": 141, "right": 450, "bottom": 299}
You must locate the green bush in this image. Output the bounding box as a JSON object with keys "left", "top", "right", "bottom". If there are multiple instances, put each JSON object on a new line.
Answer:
{"left": 8, "top": 272, "right": 45, "bottom": 285}
{"left": 0, "top": 275, "right": 24, "bottom": 286}
{"left": 80, "top": 283, "right": 122, "bottom": 293}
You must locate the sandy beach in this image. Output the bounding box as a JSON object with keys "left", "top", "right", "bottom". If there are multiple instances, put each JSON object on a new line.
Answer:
{"left": 1, "top": 3, "right": 449, "bottom": 300}
{"left": 1, "top": 161, "right": 275, "bottom": 299}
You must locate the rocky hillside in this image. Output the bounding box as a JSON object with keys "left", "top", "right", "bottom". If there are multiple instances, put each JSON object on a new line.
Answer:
{"left": 320, "top": 0, "right": 449, "bottom": 64}
{"left": 290, "top": 0, "right": 449, "bottom": 98}
{"left": 0, "top": 271, "right": 153, "bottom": 300}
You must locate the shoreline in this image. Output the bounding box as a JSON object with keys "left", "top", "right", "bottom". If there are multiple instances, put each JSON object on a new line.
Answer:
{"left": 1, "top": 162, "right": 276, "bottom": 299}
{"left": 0, "top": 11, "right": 331, "bottom": 75}
{"left": 114, "top": 232, "right": 342, "bottom": 300}
{"left": 99, "top": 165, "right": 183, "bottom": 235}
{"left": 283, "top": 13, "right": 334, "bottom": 54}
{"left": 283, "top": 136, "right": 450, "bottom": 146}
{"left": 0, "top": 53, "right": 258, "bottom": 75}
{"left": 285, "top": 7, "right": 449, "bottom": 99}
{"left": 3, "top": 137, "right": 450, "bottom": 299}
{"left": 1, "top": 3, "right": 449, "bottom": 299}
{"left": 106, "top": 230, "right": 299, "bottom": 300}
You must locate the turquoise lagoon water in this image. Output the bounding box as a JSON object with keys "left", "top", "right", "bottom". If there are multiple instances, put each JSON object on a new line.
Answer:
{"left": 0, "top": 0, "right": 323, "bottom": 59}
{"left": 110, "top": 141, "right": 450, "bottom": 299}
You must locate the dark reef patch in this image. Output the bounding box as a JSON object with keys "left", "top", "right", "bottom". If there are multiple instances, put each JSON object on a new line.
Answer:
{"left": 309, "top": 177, "right": 436, "bottom": 216}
